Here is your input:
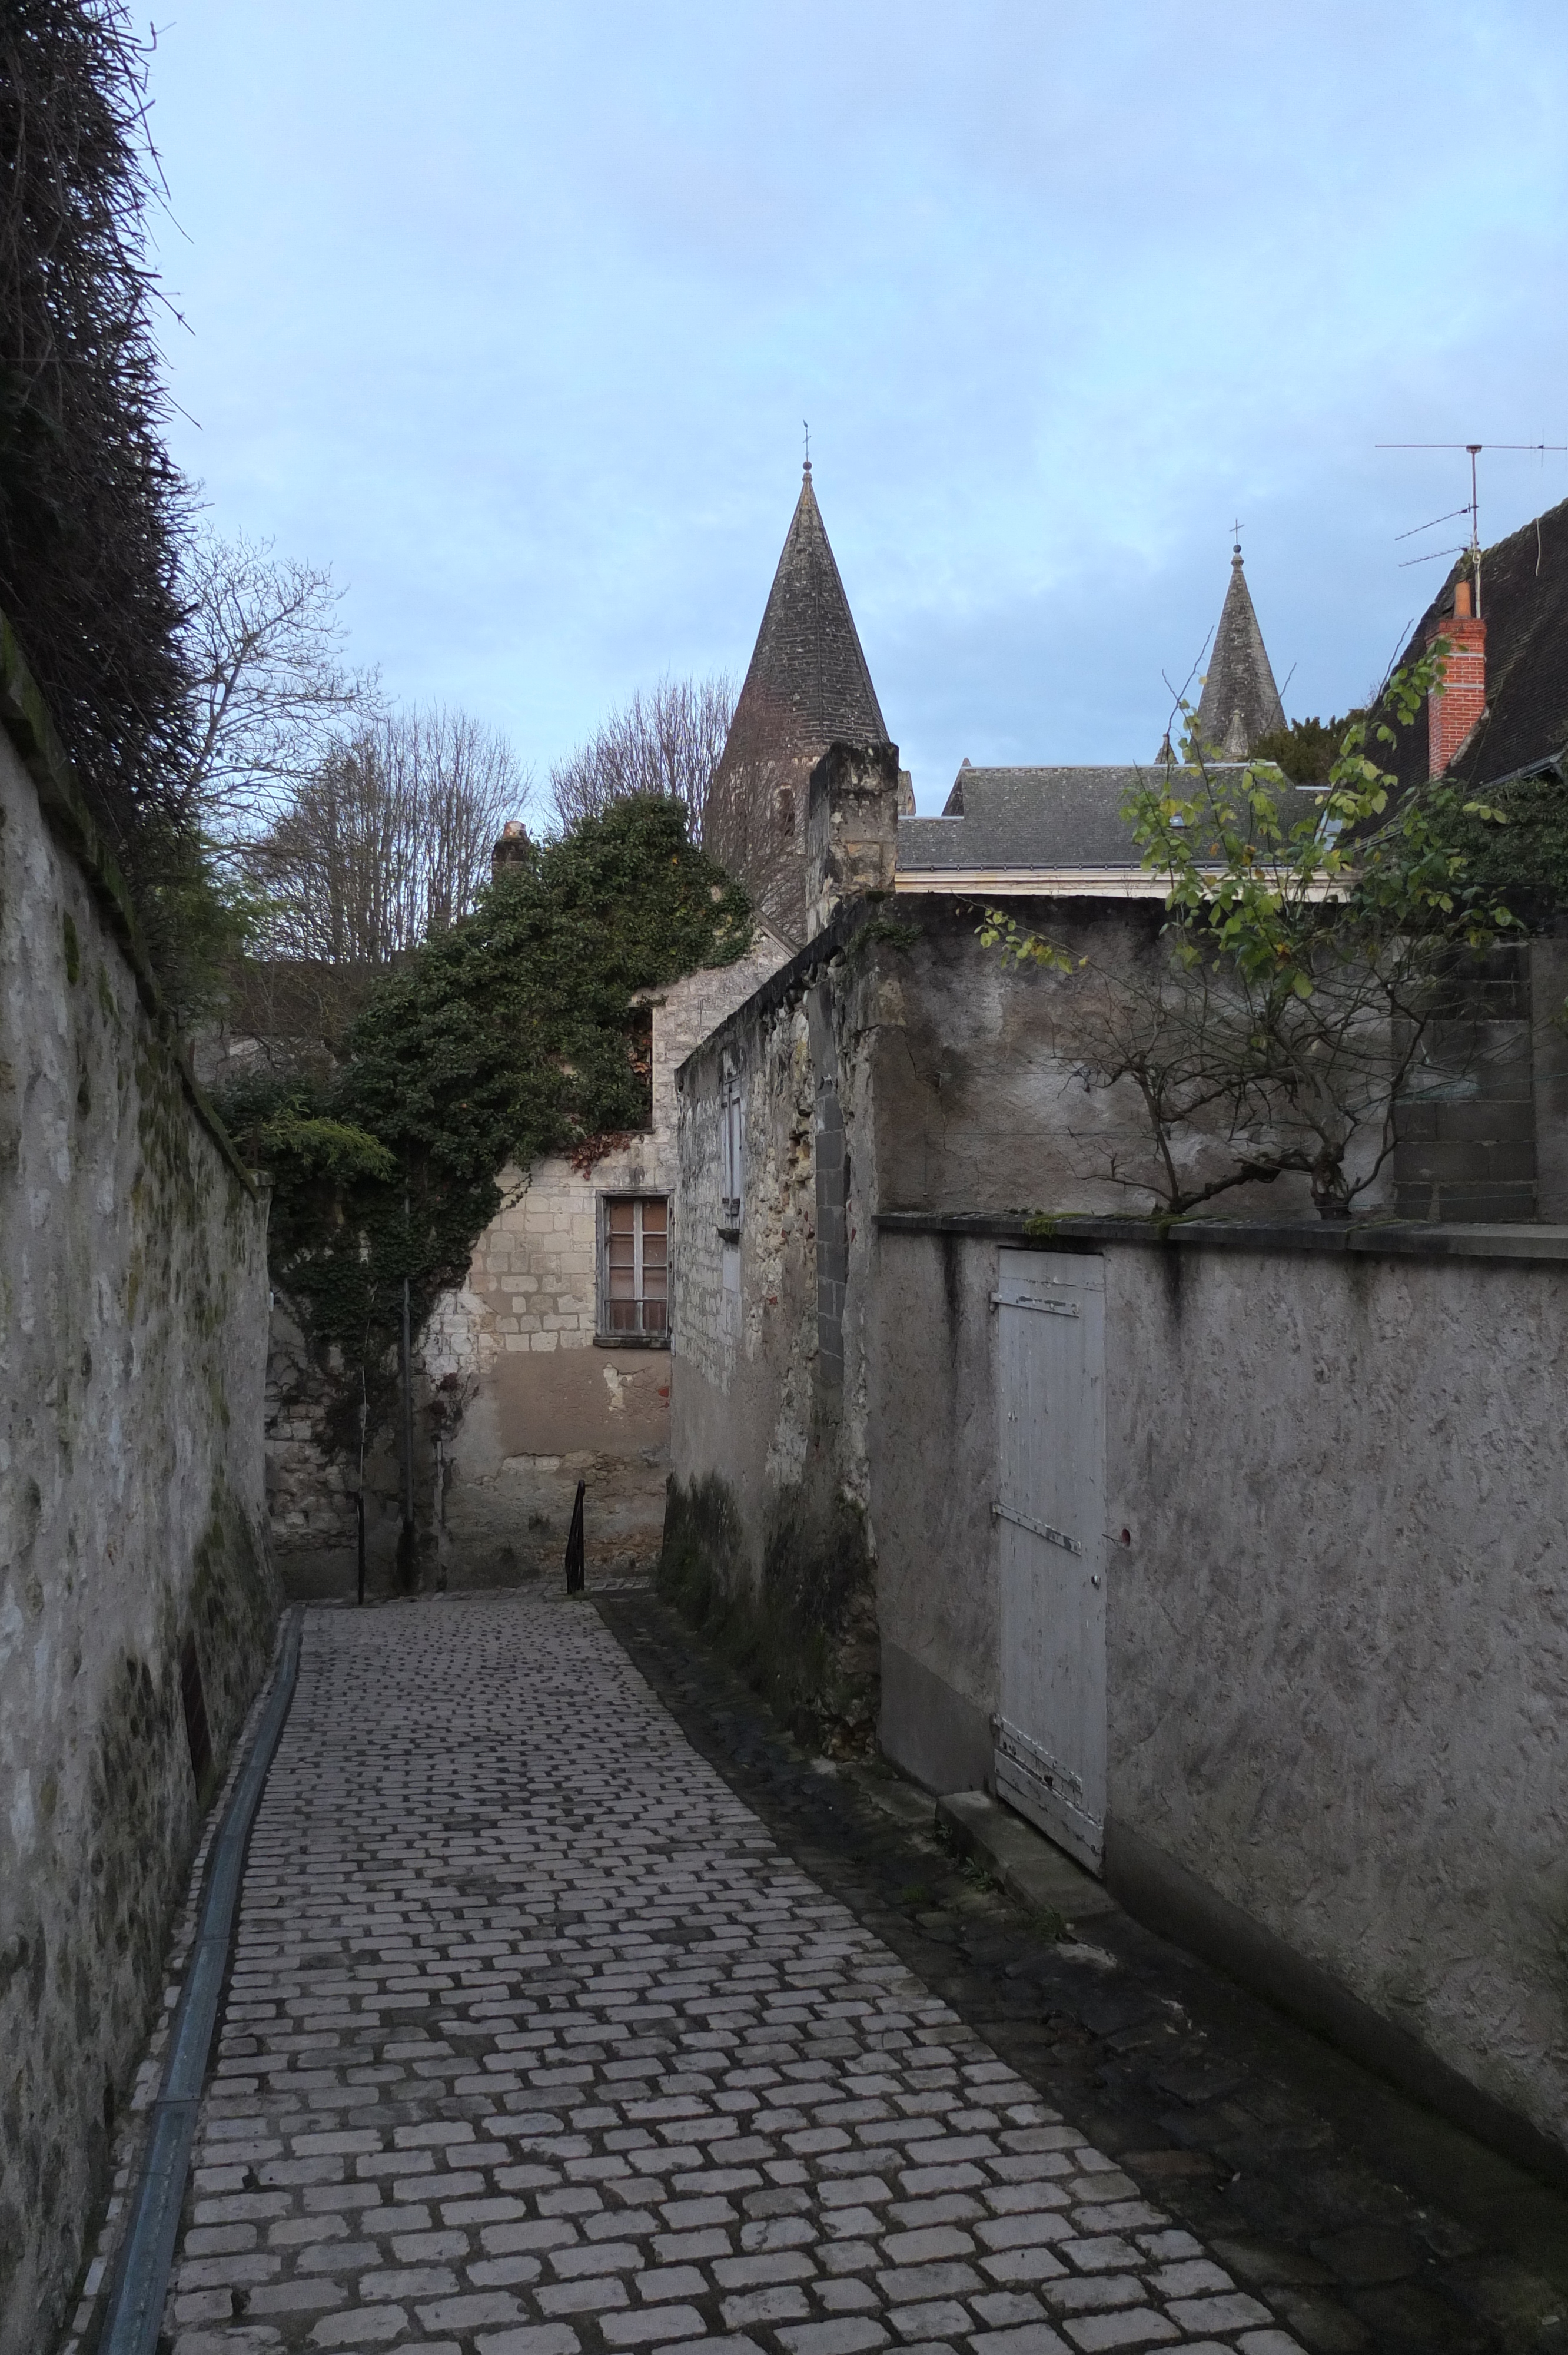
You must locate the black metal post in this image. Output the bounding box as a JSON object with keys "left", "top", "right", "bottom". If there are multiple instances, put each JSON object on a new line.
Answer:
{"left": 435, "top": 1432, "right": 448, "bottom": 1594}
{"left": 564, "top": 1480, "right": 586, "bottom": 1595}
{"left": 357, "top": 1368, "right": 368, "bottom": 1606}
{"left": 400, "top": 1271, "right": 415, "bottom": 1554}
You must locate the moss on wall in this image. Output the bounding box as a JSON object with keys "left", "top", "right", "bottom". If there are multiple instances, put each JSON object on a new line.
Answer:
{"left": 0, "top": 718, "right": 274, "bottom": 2355}
{"left": 657, "top": 1469, "right": 879, "bottom": 1752}
{"left": 191, "top": 1480, "right": 277, "bottom": 1759}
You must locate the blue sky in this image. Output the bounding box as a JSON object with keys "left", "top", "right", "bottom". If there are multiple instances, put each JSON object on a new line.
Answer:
{"left": 146, "top": 1, "right": 1568, "bottom": 815}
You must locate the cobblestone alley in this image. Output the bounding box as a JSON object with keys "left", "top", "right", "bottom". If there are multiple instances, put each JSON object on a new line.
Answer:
{"left": 150, "top": 1596, "right": 1301, "bottom": 2355}
{"left": 114, "top": 1593, "right": 1564, "bottom": 2355}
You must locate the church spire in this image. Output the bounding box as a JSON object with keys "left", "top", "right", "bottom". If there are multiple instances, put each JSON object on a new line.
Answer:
{"left": 707, "top": 465, "right": 890, "bottom": 938}
{"left": 1192, "top": 540, "right": 1286, "bottom": 759}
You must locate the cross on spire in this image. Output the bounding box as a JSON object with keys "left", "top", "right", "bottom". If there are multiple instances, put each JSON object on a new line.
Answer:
{"left": 1231, "top": 517, "right": 1244, "bottom": 554}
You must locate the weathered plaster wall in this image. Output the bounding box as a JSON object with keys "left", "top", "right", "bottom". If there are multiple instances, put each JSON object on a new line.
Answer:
{"left": 870, "top": 896, "right": 1389, "bottom": 1220}
{"left": 867, "top": 1223, "right": 1568, "bottom": 2162}
{"left": 865, "top": 1230, "right": 1000, "bottom": 1796}
{"left": 1101, "top": 1238, "right": 1568, "bottom": 2158}
{"left": 668, "top": 885, "right": 1337, "bottom": 1629}
{"left": 0, "top": 724, "right": 274, "bottom": 2353}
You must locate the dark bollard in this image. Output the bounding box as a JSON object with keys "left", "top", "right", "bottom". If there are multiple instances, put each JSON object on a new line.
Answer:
{"left": 356, "top": 1490, "right": 366, "bottom": 1606}
{"left": 564, "top": 1480, "right": 586, "bottom": 1595}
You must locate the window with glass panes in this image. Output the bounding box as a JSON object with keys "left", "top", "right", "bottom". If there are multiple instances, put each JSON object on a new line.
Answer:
{"left": 601, "top": 1197, "right": 669, "bottom": 1338}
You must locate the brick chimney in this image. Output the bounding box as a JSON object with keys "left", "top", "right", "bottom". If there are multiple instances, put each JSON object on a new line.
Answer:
{"left": 1427, "top": 572, "right": 1487, "bottom": 778}
{"left": 491, "top": 818, "right": 530, "bottom": 883}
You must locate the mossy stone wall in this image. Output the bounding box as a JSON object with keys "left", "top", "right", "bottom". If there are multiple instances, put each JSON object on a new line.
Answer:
{"left": 0, "top": 724, "right": 275, "bottom": 2355}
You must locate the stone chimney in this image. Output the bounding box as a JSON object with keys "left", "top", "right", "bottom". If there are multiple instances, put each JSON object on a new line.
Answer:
{"left": 805, "top": 741, "right": 900, "bottom": 939}
{"left": 1427, "top": 571, "right": 1487, "bottom": 777}
{"left": 491, "top": 818, "right": 530, "bottom": 883}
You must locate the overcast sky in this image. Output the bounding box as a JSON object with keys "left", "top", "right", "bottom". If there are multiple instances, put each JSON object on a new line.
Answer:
{"left": 146, "top": 1, "right": 1568, "bottom": 815}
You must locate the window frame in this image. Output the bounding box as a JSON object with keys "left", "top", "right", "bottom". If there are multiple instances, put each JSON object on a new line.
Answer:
{"left": 596, "top": 1192, "right": 671, "bottom": 1348}
{"left": 719, "top": 1049, "right": 743, "bottom": 1234}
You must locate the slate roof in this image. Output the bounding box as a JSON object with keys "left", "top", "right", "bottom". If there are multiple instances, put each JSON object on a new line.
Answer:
{"left": 898, "top": 762, "right": 1321, "bottom": 877}
{"left": 1193, "top": 548, "right": 1287, "bottom": 757}
{"left": 1380, "top": 493, "right": 1568, "bottom": 791}
{"left": 716, "top": 462, "right": 887, "bottom": 774}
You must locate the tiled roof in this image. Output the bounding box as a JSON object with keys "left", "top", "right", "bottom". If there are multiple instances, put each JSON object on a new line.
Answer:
{"left": 1381, "top": 493, "right": 1568, "bottom": 790}
{"left": 899, "top": 762, "right": 1321, "bottom": 876}
{"left": 1193, "top": 548, "right": 1287, "bottom": 757}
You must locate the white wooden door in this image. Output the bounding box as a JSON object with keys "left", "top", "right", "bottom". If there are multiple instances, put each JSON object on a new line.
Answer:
{"left": 993, "top": 1249, "right": 1107, "bottom": 1872}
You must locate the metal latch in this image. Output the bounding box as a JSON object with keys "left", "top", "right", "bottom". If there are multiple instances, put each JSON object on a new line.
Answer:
{"left": 991, "top": 1291, "right": 1079, "bottom": 1316}
{"left": 992, "top": 1500, "right": 1082, "bottom": 1555}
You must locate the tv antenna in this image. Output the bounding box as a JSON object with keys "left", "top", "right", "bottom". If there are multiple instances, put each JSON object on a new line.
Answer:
{"left": 1376, "top": 440, "right": 1567, "bottom": 615}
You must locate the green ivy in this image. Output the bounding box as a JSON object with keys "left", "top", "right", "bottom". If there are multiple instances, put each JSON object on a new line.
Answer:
{"left": 218, "top": 796, "right": 751, "bottom": 1450}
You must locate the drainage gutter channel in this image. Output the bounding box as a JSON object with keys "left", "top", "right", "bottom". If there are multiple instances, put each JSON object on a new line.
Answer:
{"left": 99, "top": 1609, "right": 303, "bottom": 2355}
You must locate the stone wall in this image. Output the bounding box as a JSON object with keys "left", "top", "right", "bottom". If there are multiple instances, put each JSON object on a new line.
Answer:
{"left": 668, "top": 903, "right": 888, "bottom": 1744}
{"left": 667, "top": 887, "right": 1336, "bottom": 1616}
{"left": 869, "top": 1218, "right": 1568, "bottom": 2171}
{"left": 670, "top": 881, "right": 1568, "bottom": 2169}
{"left": 0, "top": 656, "right": 275, "bottom": 2355}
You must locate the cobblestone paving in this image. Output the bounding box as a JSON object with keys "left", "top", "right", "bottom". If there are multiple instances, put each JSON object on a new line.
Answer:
{"left": 164, "top": 1595, "right": 1303, "bottom": 2355}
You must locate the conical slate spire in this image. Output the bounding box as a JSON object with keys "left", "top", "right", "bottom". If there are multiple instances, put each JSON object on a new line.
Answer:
{"left": 1192, "top": 545, "right": 1286, "bottom": 758}
{"left": 725, "top": 462, "right": 887, "bottom": 755}
{"left": 708, "top": 464, "right": 891, "bottom": 938}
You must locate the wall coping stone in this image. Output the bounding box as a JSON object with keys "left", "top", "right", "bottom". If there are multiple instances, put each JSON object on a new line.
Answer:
{"left": 0, "top": 608, "right": 255, "bottom": 1194}
{"left": 876, "top": 1207, "right": 1568, "bottom": 1265}
{"left": 674, "top": 891, "right": 884, "bottom": 1083}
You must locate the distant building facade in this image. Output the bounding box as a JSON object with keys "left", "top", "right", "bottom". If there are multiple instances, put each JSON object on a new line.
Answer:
{"left": 266, "top": 466, "right": 897, "bottom": 1587}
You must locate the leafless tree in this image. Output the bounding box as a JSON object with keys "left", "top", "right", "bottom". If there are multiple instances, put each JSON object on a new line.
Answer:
{"left": 1025, "top": 928, "right": 1428, "bottom": 1218}
{"left": 251, "top": 709, "right": 531, "bottom": 963}
{"left": 182, "top": 531, "right": 377, "bottom": 838}
{"left": 549, "top": 674, "right": 733, "bottom": 838}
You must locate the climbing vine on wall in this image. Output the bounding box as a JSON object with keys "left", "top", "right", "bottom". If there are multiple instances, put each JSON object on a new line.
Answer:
{"left": 217, "top": 797, "right": 751, "bottom": 1446}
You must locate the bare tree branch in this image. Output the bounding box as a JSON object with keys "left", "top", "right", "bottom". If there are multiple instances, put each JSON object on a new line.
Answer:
{"left": 549, "top": 674, "right": 733, "bottom": 840}
{"left": 182, "top": 530, "right": 378, "bottom": 836}
{"left": 250, "top": 708, "right": 532, "bottom": 963}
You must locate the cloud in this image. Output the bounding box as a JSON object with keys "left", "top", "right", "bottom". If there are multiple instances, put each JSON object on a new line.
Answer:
{"left": 149, "top": 0, "right": 1568, "bottom": 805}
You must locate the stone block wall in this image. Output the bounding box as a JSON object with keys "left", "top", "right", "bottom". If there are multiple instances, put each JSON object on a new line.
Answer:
{"left": 0, "top": 665, "right": 274, "bottom": 2355}
{"left": 668, "top": 901, "right": 883, "bottom": 1745}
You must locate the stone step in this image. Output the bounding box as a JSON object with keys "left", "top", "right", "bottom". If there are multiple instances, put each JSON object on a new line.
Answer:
{"left": 937, "top": 1786, "right": 1121, "bottom": 1922}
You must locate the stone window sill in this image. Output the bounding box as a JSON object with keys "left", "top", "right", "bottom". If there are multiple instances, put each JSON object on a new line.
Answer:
{"left": 593, "top": 1332, "right": 671, "bottom": 1350}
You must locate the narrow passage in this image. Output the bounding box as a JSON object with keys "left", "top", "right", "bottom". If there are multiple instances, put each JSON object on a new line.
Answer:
{"left": 162, "top": 1594, "right": 1299, "bottom": 2355}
